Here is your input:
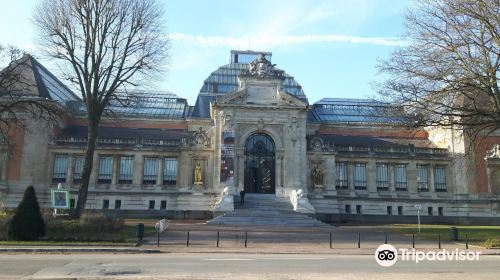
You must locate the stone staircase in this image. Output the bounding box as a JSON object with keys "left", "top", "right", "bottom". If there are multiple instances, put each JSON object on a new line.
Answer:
{"left": 207, "top": 193, "right": 330, "bottom": 227}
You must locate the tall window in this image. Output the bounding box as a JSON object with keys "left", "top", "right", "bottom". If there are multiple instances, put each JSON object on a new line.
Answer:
{"left": 143, "top": 157, "right": 158, "bottom": 185}
{"left": 354, "top": 163, "right": 367, "bottom": 189}
{"left": 98, "top": 156, "right": 113, "bottom": 184}
{"left": 394, "top": 164, "right": 407, "bottom": 190}
{"left": 336, "top": 162, "right": 348, "bottom": 189}
{"left": 73, "top": 155, "right": 84, "bottom": 184}
{"left": 52, "top": 154, "right": 68, "bottom": 183}
{"left": 163, "top": 158, "right": 177, "bottom": 185}
{"left": 376, "top": 164, "right": 389, "bottom": 190}
{"left": 434, "top": 165, "right": 447, "bottom": 192}
{"left": 417, "top": 165, "right": 429, "bottom": 191}
{"left": 119, "top": 156, "right": 134, "bottom": 184}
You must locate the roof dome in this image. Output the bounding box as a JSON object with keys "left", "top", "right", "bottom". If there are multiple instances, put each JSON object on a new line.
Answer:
{"left": 198, "top": 50, "right": 306, "bottom": 98}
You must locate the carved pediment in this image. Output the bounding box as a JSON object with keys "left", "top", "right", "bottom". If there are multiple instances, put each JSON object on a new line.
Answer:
{"left": 216, "top": 87, "right": 307, "bottom": 108}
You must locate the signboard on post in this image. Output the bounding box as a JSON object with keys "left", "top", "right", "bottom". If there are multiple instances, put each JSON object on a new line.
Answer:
{"left": 155, "top": 219, "right": 169, "bottom": 233}
{"left": 414, "top": 204, "right": 423, "bottom": 234}
{"left": 154, "top": 219, "right": 169, "bottom": 247}
{"left": 51, "top": 189, "right": 69, "bottom": 209}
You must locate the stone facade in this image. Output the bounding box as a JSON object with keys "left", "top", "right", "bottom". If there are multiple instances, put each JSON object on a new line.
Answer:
{"left": 1, "top": 51, "right": 499, "bottom": 224}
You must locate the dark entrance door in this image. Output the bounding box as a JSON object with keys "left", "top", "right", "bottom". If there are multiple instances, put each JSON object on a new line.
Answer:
{"left": 244, "top": 133, "right": 275, "bottom": 194}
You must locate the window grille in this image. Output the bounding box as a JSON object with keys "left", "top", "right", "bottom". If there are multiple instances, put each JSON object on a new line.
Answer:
{"left": 143, "top": 157, "right": 158, "bottom": 185}
{"left": 52, "top": 154, "right": 68, "bottom": 183}
{"left": 73, "top": 155, "right": 84, "bottom": 184}
{"left": 434, "top": 166, "right": 447, "bottom": 191}
{"left": 336, "top": 163, "right": 348, "bottom": 189}
{"left": 354, "top": 163, "right": 367, "bottom": 189}
{"left": 163, "top": 158, "right": 177, "bottom": 185}
{"left": 98, "top": 156, "right": 113, "bottom": 184}
{"left": 376, "top": 164, "right": 389, "bottom": 190}
{"left": 394, "top": 164, "right": 407, "bottom": 190}
{"left": 417, "top": 165, "right": 429, "bottom": 191}
{"left": 119, "top": 156, "right": 134, "bottom": 184}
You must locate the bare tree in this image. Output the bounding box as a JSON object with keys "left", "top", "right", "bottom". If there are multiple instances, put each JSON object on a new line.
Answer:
{"left": 34, "top": 0, "right": 168, "bottom": 218}
{"left": 377, "top": 0, "right": 500, "bottom": 144}
{"left": 0, "top": 45, "right": 61, "bottom": 144}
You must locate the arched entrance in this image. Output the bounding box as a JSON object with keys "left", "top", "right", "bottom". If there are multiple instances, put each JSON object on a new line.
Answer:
{"left": 244, "top": 133, "right": 276, "bottom": 194}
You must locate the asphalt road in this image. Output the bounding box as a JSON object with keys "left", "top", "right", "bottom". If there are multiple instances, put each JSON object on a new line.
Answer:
{"left": 0, "top": 253, "right": 498, "bottom": 279}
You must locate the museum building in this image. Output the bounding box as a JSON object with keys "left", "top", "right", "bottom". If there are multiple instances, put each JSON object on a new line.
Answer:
{"left": 1, "top": 50, "right": 499, "bottom": 224}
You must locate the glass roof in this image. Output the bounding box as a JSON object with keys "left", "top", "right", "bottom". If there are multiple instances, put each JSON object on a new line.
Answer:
{"left": 30, "top": 56, "right": 80, "bottom": 102}
{"left": 309, "top": 98, "right": 399, "bottom": 123}
{"left": 199, "top": 51, "right": 306, "bottom": 98}
{"left": 69, "top": 91, "right": 188, "bottom": 119}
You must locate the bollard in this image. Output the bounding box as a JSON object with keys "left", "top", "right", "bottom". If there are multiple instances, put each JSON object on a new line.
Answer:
{"left": 330, "top": 232, "right": 332, "bottom": 249}
{"left": 412, "top": 233, "right": 415, "bottom": 249}
{"left": 438, "top": 233, "right": 441, "bottom": 249}
{"left": 466, "top": 234, "right": 469, "bottom": 249}
{"left": 157, "top": 232, "right": 160, "bottom": 247}
{"left": 217, "top": 231, "right": 220, "bottom": 247}
{"left": 357, "top": 232, "right": 361, "bottom": 249}
{"left": 136, "top": 223, "right": 145, "bottom": 242}
{"left": 385, "top": 234, "right": 388, "bottom": 244}
{"left": 187, "top": 232, "right": 190, "bottom": 247}
{"left": 245, "top": 232, "right": 248, "bottom": 248}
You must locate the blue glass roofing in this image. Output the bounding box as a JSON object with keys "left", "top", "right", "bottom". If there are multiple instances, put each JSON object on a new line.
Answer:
{"left": 308, "top": 98, "right": 399, "bottom": 124}
{"left": 30, "top": 56, "right": 80, "bottom": 102}
{"left": 69, "top": 91, "right": 188, "bottom": 119}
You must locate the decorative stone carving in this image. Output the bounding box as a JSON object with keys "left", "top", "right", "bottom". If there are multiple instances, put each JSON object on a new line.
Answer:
{"left": 486, "top": 145, "right": 500, "bottom": 159}
{"left": 242, "top": 53, "right": 285, "bottom": 78}
{"left": 309, "top": 136, "right": 323, "bottom": 152}
{"left": 191, "top": 127, "right": 209, "bottom": 148}
{"left": 194, "top": 162, "right": 203, "bottom": 185}
{"left": 311, "top": 165, "right": 324, "bottom": 187}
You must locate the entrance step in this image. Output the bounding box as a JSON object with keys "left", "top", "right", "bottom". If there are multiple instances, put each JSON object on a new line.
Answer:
{"left": 207, "top": 194, "right": 330, "bottom": 227}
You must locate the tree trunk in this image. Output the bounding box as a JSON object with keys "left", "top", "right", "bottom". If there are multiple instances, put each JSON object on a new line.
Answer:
{"left": 73, "top": 122, "right": 98, "bottom": 219}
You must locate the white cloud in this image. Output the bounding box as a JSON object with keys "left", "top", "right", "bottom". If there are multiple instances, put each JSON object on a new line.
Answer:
{"left": 169, "top": 33, "right": 403, "bottom": 48}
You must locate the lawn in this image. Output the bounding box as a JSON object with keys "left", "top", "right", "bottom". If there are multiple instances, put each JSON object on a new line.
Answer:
{"left": 379, "top": 224, "right": 500, "bottom": 248}
{"left": 0, "top": 214, "right": 158, "bottom": 246}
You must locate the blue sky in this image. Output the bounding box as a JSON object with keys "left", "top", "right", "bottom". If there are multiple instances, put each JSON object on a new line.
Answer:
{"left": 0, "top": 0, "right": 410, "bottom": 104}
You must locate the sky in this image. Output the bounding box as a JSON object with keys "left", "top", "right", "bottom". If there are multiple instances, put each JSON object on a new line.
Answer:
{"left": 0, "top": 0, "right": 410, "bottom": 104}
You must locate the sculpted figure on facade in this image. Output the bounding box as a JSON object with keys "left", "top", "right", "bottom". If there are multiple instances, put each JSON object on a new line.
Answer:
{"left": 194, "top": 162, "right": 203, "bottom": 184}
{"left": 486, "top": 145, "right": 500, "bottom": 159}
{"left": 244, "top": 53, "right": 284, "bottom": 78}
{"left": 311, "top": 165, "right": 324, "bottom": 186}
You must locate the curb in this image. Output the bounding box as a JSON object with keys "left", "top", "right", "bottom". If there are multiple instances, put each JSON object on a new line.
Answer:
{"left": 0, "top": 248, "right": 161, "bottom": 254}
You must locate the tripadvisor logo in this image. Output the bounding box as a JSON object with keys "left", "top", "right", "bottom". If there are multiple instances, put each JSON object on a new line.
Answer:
{"left": 375, "top": 244, "right": 481, "bottom": 267}
{"left": 375, "top": 244, "right": 398, "bottom": 267}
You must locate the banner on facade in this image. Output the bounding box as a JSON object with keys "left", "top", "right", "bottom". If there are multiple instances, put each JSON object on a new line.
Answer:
{"left": 220, "top": 130, "right": 235, "bottom": 184}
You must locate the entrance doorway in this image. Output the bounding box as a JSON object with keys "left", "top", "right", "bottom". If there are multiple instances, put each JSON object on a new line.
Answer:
{"left": 244, "top": 133, "right": 275, "bottom": 194}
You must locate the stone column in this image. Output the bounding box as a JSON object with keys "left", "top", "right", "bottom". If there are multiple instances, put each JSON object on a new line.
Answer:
{"left": 389, "top": 164, "right": 395, "bottom": 192}
{"left": 348, "top": 163, "right": 354, "bottom": 191}
{"left": 67, "top": 155, "right": 75, "bottom": 186}
{"left": 429, "top": 164, "right": 435, "bottom": 192}
{"left": 0, "top": 150, "right": 7, "bottom": 182}
{"left": 367, "top": 159, "right": 376, "bottom": 193}
{"left": 407, "top": 162, "right": 418, "bottom": 194}
{"left": 157, "top": 157, "right": 164, "bottom": 186}
{"left": 89, "top": 152, "right": 99, "bottom": 186}
{"left": 275, "top": 154, "right": 282, "bottom": 192}
{"left": 325, "top": 156, "right": 335, "bottom": 191}
{"left": 213, "top": 112, "right": 223, "bottom": 189}
{"left": 132, "top": 154, "right": 143, "bottom": 186}
{"left": 111, "top": 155, "right": 119, "bottom": 185}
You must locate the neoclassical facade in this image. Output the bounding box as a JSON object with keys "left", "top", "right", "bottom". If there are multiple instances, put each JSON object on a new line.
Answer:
{"left": 1, "top": 50, "right": 500, "bottom": 223}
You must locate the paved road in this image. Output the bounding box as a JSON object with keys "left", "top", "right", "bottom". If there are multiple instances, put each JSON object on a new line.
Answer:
{"left": 0, "top": 253, "right": 499, "bottom": 279}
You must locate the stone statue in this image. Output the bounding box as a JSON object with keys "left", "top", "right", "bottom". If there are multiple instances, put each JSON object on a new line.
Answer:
{"left": 194, "top": 163, "right": 203, "bottom": 184}
{"left": 311, "top": 165, "right": 324, "bottom": 186}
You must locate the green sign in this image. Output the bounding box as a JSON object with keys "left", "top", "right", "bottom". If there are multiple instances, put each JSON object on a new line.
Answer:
{"left": 51, "top": 189, "right": 69, "bottom": 209}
